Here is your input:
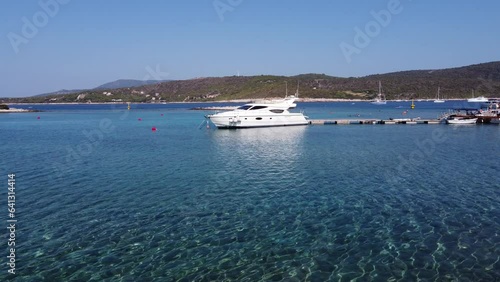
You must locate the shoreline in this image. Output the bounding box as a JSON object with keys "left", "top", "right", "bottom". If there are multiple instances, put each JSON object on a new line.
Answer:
{"left": 0, "top": 108, "right": 40, "bottom": 113}
{"left": 4, "top": 98, "right": 484, "bottom": 105}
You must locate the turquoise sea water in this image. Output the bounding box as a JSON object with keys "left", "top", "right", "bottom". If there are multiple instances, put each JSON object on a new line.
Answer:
{"left": 1, "top": 102, "right": 499, "bottom": 281}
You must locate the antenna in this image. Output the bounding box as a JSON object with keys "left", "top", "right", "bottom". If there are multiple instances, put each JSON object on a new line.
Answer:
{"left": 285, "top": 81, "right": 288, "bottom": 97}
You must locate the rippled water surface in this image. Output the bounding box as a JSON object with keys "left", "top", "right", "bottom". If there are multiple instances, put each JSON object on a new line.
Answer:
{"left": 1, "top": 102, "right": 499, "bottom": 281}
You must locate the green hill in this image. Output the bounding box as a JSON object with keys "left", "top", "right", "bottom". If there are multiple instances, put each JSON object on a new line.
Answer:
{"left": 4, "top": 62, "right": 500, "bottom": 103}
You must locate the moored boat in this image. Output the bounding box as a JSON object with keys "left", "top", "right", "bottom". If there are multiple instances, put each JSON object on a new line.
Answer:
{"left": 467, "top": 90, "right": 488, "bottom": 103}
{"left": 371, "top": 81, "right": 387, "bottom": 105}
{"left": 205, "top": 84, "right": 309, "bottom": 129}
{"left": 467, "top": 97, "right": 488, "bottom": 103}
{"left": 475, "top": 101, "right": 500, "bottom": 123}
{"left": 433, "top": 87, "right": 445, "bottom": 103}
{"left": 446, "top": 117, "right": 477, "bottom": 124}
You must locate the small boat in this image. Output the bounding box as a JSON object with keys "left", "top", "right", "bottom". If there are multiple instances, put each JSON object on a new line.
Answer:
{"left": 475, "top": 101, "right": 500, "bottom": 123}
{"left": 446, "top": 117, "right": 477, "bottom": 124}
{"left": 467, "top": 90, "right": 488, "bottom": 103}
{"left": 205, "top": 83, "right": 309, "bottom": 128}
{"left": 390, "top": 118, "right": 413, "bottom": 122}
{"left": 371, "top": 81, "right": 386, "bottom": 105}
{"left": 433, "top": 87, "right": 445, "bottom": 103}
{"left": 467, "top": 97, "right": 488, "bottom": 103}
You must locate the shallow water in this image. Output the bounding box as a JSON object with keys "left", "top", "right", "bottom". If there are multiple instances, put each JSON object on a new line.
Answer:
{"left": 1, "top": 102, "right": 498, "bottom": 281}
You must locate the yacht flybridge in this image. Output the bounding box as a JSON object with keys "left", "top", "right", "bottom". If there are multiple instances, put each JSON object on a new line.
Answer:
{"left": 206, "top": 86, "right": 309, "bottom": 129}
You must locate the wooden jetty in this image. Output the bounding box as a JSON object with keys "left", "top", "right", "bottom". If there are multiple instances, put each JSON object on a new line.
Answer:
{"left": 309, "top": 119, "right": 441, "bottom": 125}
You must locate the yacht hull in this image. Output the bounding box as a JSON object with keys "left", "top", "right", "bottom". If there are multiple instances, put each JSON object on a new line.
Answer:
{"left": 446, "top": 118, "right": 477, "bottom": 124}
{"left": 467, "top": 97, "right": 488, "bottom": 103}
{"left": 208, "top": 113, "right": 309, "bottom": 128}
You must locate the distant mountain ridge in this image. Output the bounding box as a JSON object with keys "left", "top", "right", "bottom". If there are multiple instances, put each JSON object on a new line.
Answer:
{"left": 33, "top": 89, "right": 87, "bottom": 97}
{"left": 5, "top": 61, "right": 500, "bottom": 103}
{"left": 94, "top": 79, "right": 170, "bottom": 90}
{"left": 32, "top": 79, "right": 168, "bottom": 97}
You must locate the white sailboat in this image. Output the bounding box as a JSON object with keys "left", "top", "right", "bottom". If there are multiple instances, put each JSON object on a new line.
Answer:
{"left": 433, "top": 87, "right": 445, "bottom": 103}
{"left": 371, "top": 81, "right": 386, "bottom": 105}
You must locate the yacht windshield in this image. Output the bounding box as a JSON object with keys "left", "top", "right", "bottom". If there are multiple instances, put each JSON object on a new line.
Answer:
{"left": 250, "top": 106, "right": 268, "bottom": 110}
{"left": 237, "top": 105, "right": 252, "bottom": 110}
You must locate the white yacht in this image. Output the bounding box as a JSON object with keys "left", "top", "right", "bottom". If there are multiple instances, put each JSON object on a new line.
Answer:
{"left": 371, "top": 81, "right": 387, "bottom": 105}
{"left": 206, "top": 94, "right": 308, "bottom": 129}
{"left": 467, "top": 97, "right": 489, "bottom": 103}
{"left": 467, "top": 90, "right": 488, "bottom": 103}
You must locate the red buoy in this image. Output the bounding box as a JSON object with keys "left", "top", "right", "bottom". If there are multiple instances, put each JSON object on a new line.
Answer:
{"left": 37, "top": 116, "right": 40, "bottom": 119}
{"left": 138, "top": 118, "right": 142, "bottom": 121}
{"left": 160, "top": 114, "right": 164, "bottom": 116}
{"left": 152, "top": 126, "right": 157, "bottom": 131}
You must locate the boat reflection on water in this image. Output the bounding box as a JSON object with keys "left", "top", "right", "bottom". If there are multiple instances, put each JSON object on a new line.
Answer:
{"left": 209, "top": 126, "right": 307, "bottom": 180}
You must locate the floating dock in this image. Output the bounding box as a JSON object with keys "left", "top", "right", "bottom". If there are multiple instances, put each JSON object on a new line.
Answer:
{"left": 309, "top": 119, "right": 441, "bottom": 125}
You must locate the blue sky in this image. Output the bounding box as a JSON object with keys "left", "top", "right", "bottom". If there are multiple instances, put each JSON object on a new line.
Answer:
{"left": 1, "top": 0, "right": 500, "bottom": 97}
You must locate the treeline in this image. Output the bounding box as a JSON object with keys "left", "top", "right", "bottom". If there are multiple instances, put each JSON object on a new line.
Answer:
{"left": 3, "top": 62, "right": 499, "bottom": 103}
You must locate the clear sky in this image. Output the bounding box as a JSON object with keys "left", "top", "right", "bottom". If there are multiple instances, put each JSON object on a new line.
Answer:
{"left": 1, "top": 0, "right": 500, "bottom": 97}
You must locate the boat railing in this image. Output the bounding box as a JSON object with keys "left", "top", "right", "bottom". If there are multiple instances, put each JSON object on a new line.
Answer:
{"left": 438, "top": 110, "right": 453, "bottom": 120}
{"left": 253, "top": 97, "right": 296, "bottom": 104}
